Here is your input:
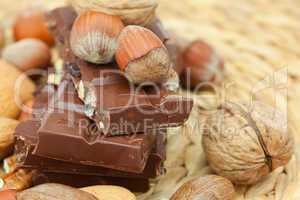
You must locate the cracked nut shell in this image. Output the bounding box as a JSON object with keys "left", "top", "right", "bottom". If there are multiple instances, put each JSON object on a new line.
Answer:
{"left": 202, "top": 102, "right": 294, "bottom": 185}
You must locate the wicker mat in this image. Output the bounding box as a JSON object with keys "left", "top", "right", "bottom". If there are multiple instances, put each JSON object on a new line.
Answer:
{"left": 0, "top": 0, "right": 300, "bottom": 199}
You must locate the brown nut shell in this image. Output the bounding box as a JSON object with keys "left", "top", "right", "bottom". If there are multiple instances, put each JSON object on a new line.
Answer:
{"left": 70, "top": 11, "right": 124, "bottom": 64}
{"left": 2, "top": 39, "right": 51, "bottom": 71}
{"left": 181, "top": 40, "right": 224, "bottom": 89}
{"left": 171, "top": 175, "right": 235, "bottom": 200}
{"left": 13, "top": 8, "right": 54, "bottom": 46}
{"left": 116, "top": 25, "right": 176, "bottom": 87}
{"left": 202, "top": 102, "right": 294, "bottom": 185}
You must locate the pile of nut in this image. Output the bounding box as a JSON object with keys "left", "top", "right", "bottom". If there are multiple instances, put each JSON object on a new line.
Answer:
{"left": 0, "top": 0, "right": 295, "bottom": 200}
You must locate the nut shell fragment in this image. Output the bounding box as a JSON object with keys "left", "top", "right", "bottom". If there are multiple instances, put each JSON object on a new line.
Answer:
{"left": 170, "top": 175, "right": 235, "bottom": 200}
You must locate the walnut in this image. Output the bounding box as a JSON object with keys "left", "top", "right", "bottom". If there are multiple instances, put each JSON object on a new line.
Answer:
{"left": 202, "top": 102, "right": 294, "bottom": 185}
{"left": 71, "top": 0, "right": 157, "bottom": 26}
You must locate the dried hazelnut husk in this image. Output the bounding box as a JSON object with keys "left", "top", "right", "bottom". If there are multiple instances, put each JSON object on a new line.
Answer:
{"left": 116, "top": 25, "right": 179, "bottom": 91}
{"left": 72, "top": 0, "right": 158, "bottom": 26}
{"left": 13, "top": 8, "right": 55, "bottom": 46}
{"left": 181, "top": 40, "right": 224, "bottom": 89}
{"left": 70, "top": 11, "right": 124, "bottom": 64}
{"left": 171, "top": 175, "right": 235, "bottom": 200}
{"left": 2, "top": 39, "right": 51, "bottom": 71}
{"left": 202, "top": 102, "right": 294, "bottom": 185}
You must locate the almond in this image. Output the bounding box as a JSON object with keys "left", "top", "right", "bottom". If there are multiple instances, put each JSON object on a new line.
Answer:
{"left": 0, "top": 118, "right": 19, "bottom": 159}
{"left": 116, "top": 25, "right": 179, "bottom": 91}
{"left": 0, "top": 60, "right": 36, "bottom": 118}
{"left": 81, "top": 185, "right": 136, "bottom": 200}
{"left": 17, "top": 183, "right": 97, "bottom": 200}
{"left": 70, "top": 11, "right": 124, "bottom": 64}
{"left": 170, "top": 175, "right": 235, "bottom": 200}
{"left": 2, "top": 39, "right": 51, "bottom": 71}
{"left": 13, "top": 8, "right": 54, "bottom": 46}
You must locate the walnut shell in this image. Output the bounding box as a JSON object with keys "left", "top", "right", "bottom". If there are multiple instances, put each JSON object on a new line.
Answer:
{"left": 0, "top": 60, "right": 36, "bottom": 118}
{"left": 71, "top": 0, "right": 158, "bottom": 26}
{"left": 202, "top": 102, "right": 294, "bottom": 185}
{"left": 170, "top": 175, "right": 235, "bottom": 200}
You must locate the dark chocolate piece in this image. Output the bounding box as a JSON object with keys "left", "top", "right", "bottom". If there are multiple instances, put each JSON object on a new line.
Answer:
{"left": 15, "top": 120, "right": 165, "bottom": 178}
{"left": 48, "top": 7, "right": 194, "bottom": 136}
{"left": 32, "top": 172, "right": 149, "bottom": 192}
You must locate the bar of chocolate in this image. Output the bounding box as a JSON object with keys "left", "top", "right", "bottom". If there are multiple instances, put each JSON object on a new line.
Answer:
{"left": 15, "top": 119, "right": 166, "bottom": 178}
{"left": 48, "top": 7, "right": 194, "bottom": 136}
{"left": 32, "top": 172, "right": 149, "bottom": 192}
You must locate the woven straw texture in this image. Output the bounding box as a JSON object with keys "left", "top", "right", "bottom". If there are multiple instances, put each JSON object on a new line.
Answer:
{"left": 0, "top": 0, "right": 300, "bottom": 199}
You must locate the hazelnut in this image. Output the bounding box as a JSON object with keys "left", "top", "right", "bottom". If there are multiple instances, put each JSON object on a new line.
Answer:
{"left": 171, "top": 175, "right": 235, "bottom": 200}
{"left": 0, "top": 60, "right": 35, "bottom": 118}
{"left": 2, "top": 39, "right": 51, "bottom": 71}
{"left": 181, "top": 40, "right": 224, "bottom": 89}
{"left": 116, "top": 25, "right": 179, "bottom": 91}
{"left": 70, "top": 11, "right": 124, "bottom": 64}
{"left": 81, "top": 185, "right": 136, "bottom": 200}
{"left": 72, "top": 0, "right": 157, "bottom": 26}
{"left": 0, "top": 117, "right": 19, "bottom": 159}
{"left": 13, "top": 8, "right": 54, "bottom": 46}
{"left": 202, "top": 102, "right": 294, "bottom": 185}
{"left": 0, "top": 190, "right": 17, "bottom": 200}
{"left": 18, "top": 100, "right": 33, "bottom": 121}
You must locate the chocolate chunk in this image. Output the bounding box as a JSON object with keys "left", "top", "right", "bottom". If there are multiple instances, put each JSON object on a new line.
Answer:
{"left": 15, "top": 120, "right": 166, "bottom": 178}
